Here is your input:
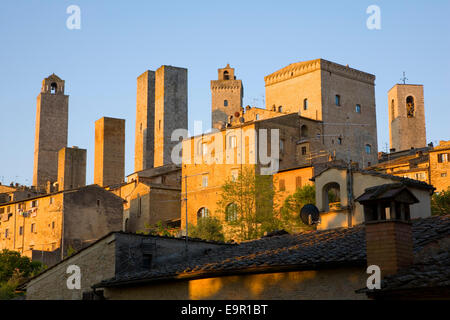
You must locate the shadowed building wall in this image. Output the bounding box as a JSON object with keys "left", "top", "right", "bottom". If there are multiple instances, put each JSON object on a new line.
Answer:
{"left": 154, "top": 65, "right": 188, "bottom": 168}
{"left": 94, "top": 117, "right": 125, "bottom": 187}
{"left": 57, "top": 146, "right": 87, "bottom": 191}
{"left": 33, "top": 74, "right": 69, "bottom": 190}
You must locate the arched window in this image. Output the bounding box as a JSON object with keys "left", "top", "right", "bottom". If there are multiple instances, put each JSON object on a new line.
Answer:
{"left": 335, "top": 95, "right": 341, "bottom": 106}
{"left": 301, "top": 125, "right": 308, "bottom": 138}
{"left": 323, "top": 182, "right": 341, "bottom": 211}
{"left": 197, "top": 207, "right": 210, "bottom": 220}
{"left": 223, "top": 71, "right": 229, "bottom": 80}
{"left": 406, "top": 96, "right": 415, "bottom": 118}
{"left": 355, "top": 104, "right": 361, "bottom": 113}
{"left": 224, "top": 100, "right": 228, "bottom": 107}
{"left": 365, "top": 144, "right": 372, "bottom": 154}
{"left": 278, "top": 106, "right": 283, "bottom": 112}
{"left": 338, "top": 137, "right": 342, "bottom": 145}
{"left": 255, "top": 114, "right": 260, "bottom": 120}
{"left": 303, "top": 98, "right": 308, "bottom": 110}
{"left": 225, "top": 203, "right": 238, "bottom": 222}
{"left": 50, "top": 82, "right": 57, "bottom": 94}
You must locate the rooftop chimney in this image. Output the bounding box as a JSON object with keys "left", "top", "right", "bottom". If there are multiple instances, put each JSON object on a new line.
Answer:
{"left": 356, "top": 183, "right": 416, "bottom": 277}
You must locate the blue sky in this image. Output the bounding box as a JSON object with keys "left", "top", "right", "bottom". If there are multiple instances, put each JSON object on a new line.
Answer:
{"left": 0, "top": 0, "right": 449, "bottom": 185}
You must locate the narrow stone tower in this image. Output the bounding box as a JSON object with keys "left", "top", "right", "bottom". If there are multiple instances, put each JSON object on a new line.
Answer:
{"left": 135, "top": 70, "right": 156, "bottom": 172}
{"left": 33, "top": 74, "right": 69, "bottom": 191}
{"left": 211, "top": 64, "right": 243, "bottom": 129}
{"left": 388, "top": 84, "right": 426, "bottom": 152}
{"left": 94, "top": 117, "right": 125, "bottom": 187}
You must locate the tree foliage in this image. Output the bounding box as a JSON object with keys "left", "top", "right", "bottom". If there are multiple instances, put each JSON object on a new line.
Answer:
{"left": 0, "top": 249, "right": 44, "bottom": 300}
{"left": 188, "top": 216, "right": 225, "bottom": 242}
{"left": 431, "top": 188, "right": 450, "bottom": 216}
{"left": 279, "top": 185, "right": 316, "bottom": 232}
{"left": 217, "top": 167, "right": 280, "bottom": 241}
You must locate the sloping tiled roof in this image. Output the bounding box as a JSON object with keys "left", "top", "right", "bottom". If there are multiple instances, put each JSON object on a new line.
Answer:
{"left": 93, "top": 215, "right": 450, "bottom": 288}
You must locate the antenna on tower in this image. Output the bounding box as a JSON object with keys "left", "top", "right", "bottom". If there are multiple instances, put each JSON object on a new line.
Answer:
{"left": 400, "top": 72, "right": 408, "bottom": 84}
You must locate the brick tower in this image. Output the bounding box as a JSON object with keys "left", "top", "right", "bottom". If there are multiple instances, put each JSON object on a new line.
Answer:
{"left": 135, "top": 65, "right": 188, "bottom": 170}
{"left": 211, "top": 64, "right": 243, "bottom": 129}
{"left": 389, "top": 84, "right": 426, "bottom": 152}
{"left": 32, "top": 74, "right": 69, "bottom": 191}
{"left": 94, "top": 117, "right": 125, "bottom": 187}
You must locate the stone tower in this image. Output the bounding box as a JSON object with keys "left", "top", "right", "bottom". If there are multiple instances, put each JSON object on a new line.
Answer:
{"left": 94, "top": 117, "right": 125, "bottom": 187}
{"left": 388, "top": 84, "right": 426, "bottom": 152}
{"left": 135, "top": 70, "right": 155, "bottom": 172}
{"left": 211, "top": 64, "right": 243, "bottom": 129}
{"left": 33, "top": 74, "right": 69, "bottom": 191}
{"left": 57, "top": 146, "right": 86, "bottom": 191}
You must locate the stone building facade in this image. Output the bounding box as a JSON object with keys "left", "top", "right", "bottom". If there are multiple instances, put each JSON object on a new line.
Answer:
{"left": 388, "top": 84, "right": 426, "bottom": 152}
{"left": 33, "top": 74, "right": 69, "bottom": 190}
{"left": 211, "top": 64, "right": 243, "bottom": 129}
{"left": 180, "top": 113, "right": 325, "bottom": 233}
{"left": 370, "top": 140, "right": 450, "bottom": 192}
{"left": 57, "top": 146, "right": 86, "bottom": 191}
{"left": 0, "top": 185, "right": 123, "bottom": 266}
{"left": 264, "top": 59, "right": 378, "bottom": 167}
{"left": 94, "top": 117, "right": 125, "bottom": 187}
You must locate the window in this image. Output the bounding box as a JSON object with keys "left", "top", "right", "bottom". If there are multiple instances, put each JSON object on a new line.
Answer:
{"left": 301, "top": 125, "right": 308, "bottom": 138}
{"left": 19, "top": 226, "right": 23, "bottom": 235}
{"left": 335, "top": 95, "right": 341, "bottom": 106}
{"left": 278, "top": 106, "right": 283, "bottom": 112}
{"left": 224, "top": 100, "right": 228, "bottom": 107}
{"left": 296, "top": 176, "right": 302, "bottom": 189}
{"left": 303, "top": 98, "right": 308, "bottom": 110}
{"left": 415, "top": 173, "right": 426, "bottom": 181}
{"left": 231, "top": 169, "right": 239, "bottom": 182}
{"left": 202, "top": 143, "right": 207, "bottom": 156}
{"left": 31, "top": 200, "right": 38, "bottom": 208}
{"left": 50, "top": 82, "right": 57, "bottom": 94}
{"left": 391, "top": 99, "right": 395, "bottom": 119}
{"left": 31, "top": 223, "right": 36, "bottom": 233}
{"left": 158, "top": 120, "right": 161, "bottom": 130}
{"left": 280, "top": 139, "right": 285, "bottom": 154}
{"left": 5, "top": 229, "right": 9, "bottom": 238}
{"left": 365, "top": 144, "right": 372, "bottom": 154}
{"left": 355, "top": 104, "right": 361, "bottom": 113}
{"left": 255, "top": 114, "right": 260, "bottom": 120}
{"left": 223, "top": 71, "right": 229, "bottom": 80}
{"left": 52, "top": 221, "right": 55, "bottom": 229}
{"left": 202, "top": 175, "right": 208, "bottom": 187}
{"left": 438, "top": 153, "right": 449, "bottom": 163}
{"left": 441, "top": 172, "right": 447, "bottom": 177}
{"left": 225, "top": 203, "right": 238, "bottom": 222}
{"left": 229, "top": 135, "right": 237, "bottom": 148}
{"left": 96, "top": 199, "right": 100, "bottom": 207}
{"left": 279, "top": 179, "right": 286, "bottom": 191}
{"left": 301, "top": 146, "right": 307, "bottom": 155}
{"left": 197, "top": 207, "right": 210, "bottom": 220}
{"left": 49, "top": 197, "right": 54, "bottom": 204}
{"left": 406, "top": 96, "right": 415, "bottom": 118}
{"left": 7, "top": 206, "right": 10, "bottom": 213}
{"left": 338, "top": 137, "right": 342, "bottom": 145}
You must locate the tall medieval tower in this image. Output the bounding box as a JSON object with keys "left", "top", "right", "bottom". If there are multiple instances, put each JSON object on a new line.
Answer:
{"left": 211, "top": 64, "right": 243, "bottom": 129}
{"left": 33, "top": 74, "right": 69, "bottom": 190}
{"left": 134, "top": 65, "right": 188, "bottom": 171}
{"left": 388, "top": 84, "right": 426, "bottom": 151}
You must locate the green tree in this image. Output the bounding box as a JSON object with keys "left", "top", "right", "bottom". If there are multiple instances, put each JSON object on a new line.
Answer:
{"left": 217, "top": 167, "right": 280, "bottom": 241}
{"left": 431, "top": 188, "right": 450, "bottom": 216}
{"left": 0, "top": 249, "right": 44, "bottom": 300}
{"left": 188, "top": 216, "right": 225, "bottom": 242}
{"left": 279, "top": 185, "right": 316, "bottom": 232}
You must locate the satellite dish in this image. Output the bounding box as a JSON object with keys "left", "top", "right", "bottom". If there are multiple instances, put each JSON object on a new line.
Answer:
{"left": 300, "top": 204, "right": 320, "bottom": 225}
